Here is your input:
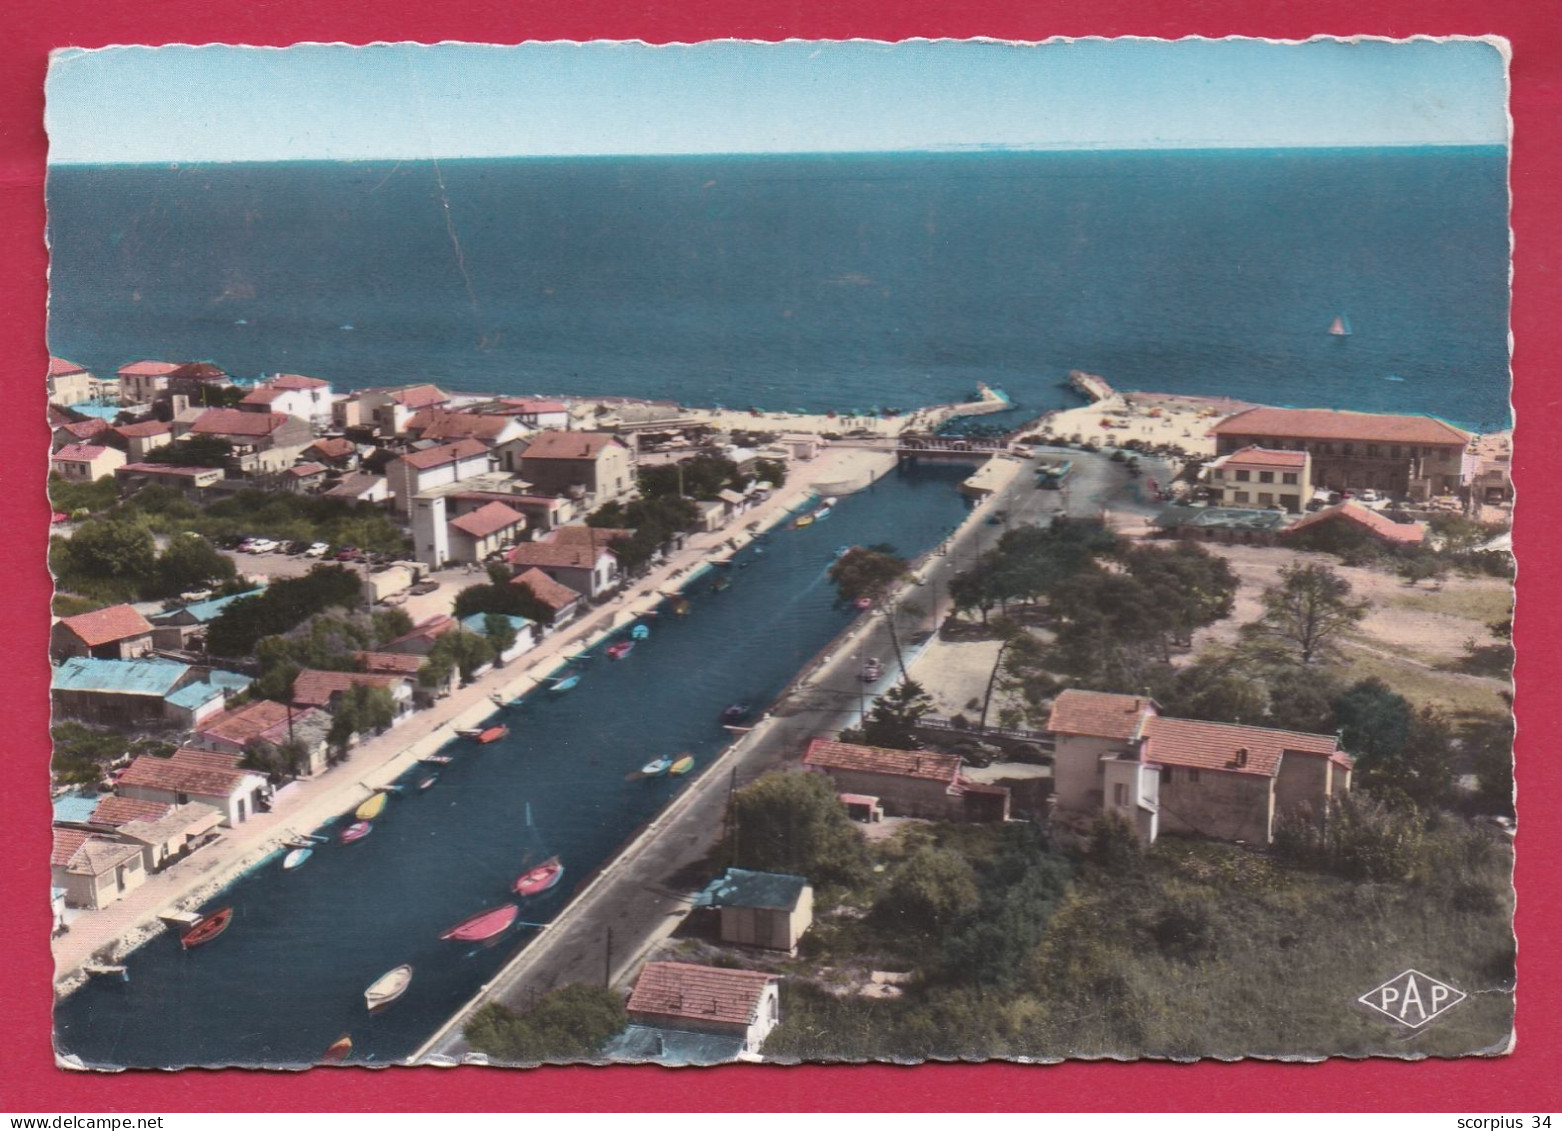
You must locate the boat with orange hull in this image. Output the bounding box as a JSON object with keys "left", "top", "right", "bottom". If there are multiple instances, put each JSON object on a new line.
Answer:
{"left": 440, "top": 903, "right": 520, "bottom": 942}
{"left": 180, "top": 907, "right": 233, "bottom": 949}
{"left": 513, "top": 856, "right": 564, "bottom": 897}
{"left": 322, "top": 1034, "right": 352, "bottom": 1062}
{"left": 476, "top": 725, "right": 509, "bottom": 744}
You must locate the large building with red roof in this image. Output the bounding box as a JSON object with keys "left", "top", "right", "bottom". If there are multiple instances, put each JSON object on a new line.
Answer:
{"left": 802, "top": 738, "right": 1010, "bottom": 822}
{"left": 623, "top": 961, "right": 781, "bottom": 1057}
{"left": 187, "top": 407, "right": 313, "bottom": 472}
{"left": 50, "top": 604, "right": 155, "bottom": 661}
{"left": 1045, "top": 688, "right": 1353, "bottom": 845}
{"left": 1205, "top": 445, "right": 1313, "bottom": 513}
{"left": 239, "top": 373, "right": 333, "bottom": 424}
{"left": 1210, "top": 406, "right": 1471, "bottom": 501}
{"left": 518, "top": 430, "right": 634, "bottom": 502}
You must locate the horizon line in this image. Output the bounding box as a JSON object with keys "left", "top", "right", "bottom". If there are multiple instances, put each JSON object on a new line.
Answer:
{"left": 47, "top": 141, "right": 1509, "bottom": 167}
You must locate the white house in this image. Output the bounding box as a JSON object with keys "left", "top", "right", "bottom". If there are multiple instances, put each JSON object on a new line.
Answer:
{"left": 241, "top": 374, "right": 334, "bottom": 425}
{"left": 116, "top": 748, "right": 270, "bottom": 828}
{"left": 389, "top": 438, "right": 492, "bottom": 513}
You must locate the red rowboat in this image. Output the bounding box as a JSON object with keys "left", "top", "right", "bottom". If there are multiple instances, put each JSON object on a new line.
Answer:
{"left": 340, "top": 820, "right": 373, "bottom": 844}
{"left": 441, "top": 903, "right": 519, "bottom": 942}
{"left": 476, "top": 725, "right": 508, "bottom": 744}
{"left": 513, "top": 856, "right": 564, "bottom": 897}
{"left": 322, "top": 1034, "right": 352, "bottom": 1062}
{"left": 606, "top": 640, "right": 634, "bottom": 660}
{"left": 180, "top": 907, "right": 233, "bottom": 949}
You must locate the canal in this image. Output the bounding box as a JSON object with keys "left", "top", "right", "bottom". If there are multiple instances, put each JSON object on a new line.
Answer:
{"left": 54, "top": 463, "right": 973, "bottom": 1068}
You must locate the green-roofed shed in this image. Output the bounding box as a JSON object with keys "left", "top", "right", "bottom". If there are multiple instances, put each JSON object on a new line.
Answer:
{"left": 695, "top": 868, "right": 814, "bottom": 954}
{"left": 1153, "top": 504, "right": 1288, "bottom": 545}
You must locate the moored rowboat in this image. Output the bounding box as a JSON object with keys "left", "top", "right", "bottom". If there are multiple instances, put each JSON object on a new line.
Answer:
{"left": 181, "top": 907, "right": 233, "bottom": 949}
{"left": 440, "top": 903, "right": 519, "bottom": 942}
{"left": 355, "top": 793, "right": 387, "bottom": 821}
{"left": 322, "top": 1034, "right": 352, "bottom": 1062}
{"left": 641, "top": 756, "right": 672, "bottom": 777}
{"left": 340, "top": 821, "right": 373, "bottom": 844}
{"left": 668, "top": 755, "right": 695, "bottom": 776}
{"left": 476, "top": 725, "right": 509, "bottom": 744}
{"left": 282, "top": 848, "right": 312, "bottom": 871}
{"left": 550, "top": 673, "right": 581, "bottom": 692}
{"left": 364, "top": 964, "right": 414, "bottom": 1011}
{"left": 418, "top": 775, "right": 438, "bottom": 791}
{"left": 513, "top": 856, "right": 564, "bottom": 897}
{"left": 606, "top": 640, "right": 635, "bottom": 660}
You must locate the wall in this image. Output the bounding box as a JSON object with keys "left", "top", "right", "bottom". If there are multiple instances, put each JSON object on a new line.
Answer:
{"left": 1156, "top": 767, "right": 1274, "bottom": 844}
{"left": 807, "top": 766, "right": 955, "bottom": 820}
{"left": 1051, "top": 733, "right": 1132, "bottom": 814}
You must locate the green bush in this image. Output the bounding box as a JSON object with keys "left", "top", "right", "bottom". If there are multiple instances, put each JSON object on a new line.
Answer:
{"left": 463, "top": 984, "right": 626, "bottom": 1063}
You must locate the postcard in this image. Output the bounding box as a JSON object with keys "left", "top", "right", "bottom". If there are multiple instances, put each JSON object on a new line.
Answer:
{"left": 43, "top": 37, "right": 1514, "bottom": 1069}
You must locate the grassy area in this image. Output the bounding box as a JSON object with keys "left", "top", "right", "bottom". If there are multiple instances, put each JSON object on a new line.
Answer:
{"left": 1335, "top": 642, "right": 1510, "bottom": 718}
{"left": 763, "top": 830, "right": 1513, "bottom": 1062}
{"left": 1388, "top": 586, "right": 1513, "bottom": 626}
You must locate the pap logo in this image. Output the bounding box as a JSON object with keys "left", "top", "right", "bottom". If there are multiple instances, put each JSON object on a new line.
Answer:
{"left": 1358, "top": 969, "right": 1467, "bottom": 1028}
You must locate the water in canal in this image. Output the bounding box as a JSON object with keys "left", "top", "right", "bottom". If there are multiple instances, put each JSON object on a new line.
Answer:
{"left": 54, "top": 464, "right": 971, "bottom": 1068}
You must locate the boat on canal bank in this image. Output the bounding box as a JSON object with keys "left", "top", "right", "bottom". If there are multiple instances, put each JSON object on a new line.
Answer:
{"left": 180, "top": 908, "right": 232, "bottom": 950}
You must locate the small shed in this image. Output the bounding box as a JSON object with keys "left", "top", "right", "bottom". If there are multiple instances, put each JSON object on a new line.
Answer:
{"left": 696, "top": 868, "right": 815, "bottom": 955}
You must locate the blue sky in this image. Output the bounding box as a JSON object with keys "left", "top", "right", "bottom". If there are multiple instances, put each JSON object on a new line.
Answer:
{"left": 45, "top": 38, "right": 1509, "bottom": 163}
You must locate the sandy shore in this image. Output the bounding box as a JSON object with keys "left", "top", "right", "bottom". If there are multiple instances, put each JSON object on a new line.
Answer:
{"left": 1035, "top": 389, "right": 1254, "bottom": 458}
{"left": 52, "top": 441, "right": 897, "bottom": 989}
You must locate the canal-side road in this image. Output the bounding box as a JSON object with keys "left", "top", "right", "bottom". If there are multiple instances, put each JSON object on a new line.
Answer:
{"left": 416, "top": 444, "right": 1165, "bottom": 1062}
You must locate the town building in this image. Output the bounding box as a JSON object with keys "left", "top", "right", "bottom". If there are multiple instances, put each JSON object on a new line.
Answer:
{"left": 390, "top": 438, "right": 493, "bottom": 514}
{"left": 51, "top": 826, "right": 147, "bottom": 910}
{"left": 508, "top": 532, "right": 622, "bottom": 600}
{"left": 51, "top": 605, "right": 156, "bottom": 661}
{"left": 149, "top": 590, "right": 264, "bottom": 650}
{"left": 48, "top": 357, "right": 95, "bottom": 406}
{"left": 51, "top": 443, "right": 126, "bottom": 482}
{"left": 509, "top": 568, "right": 583, "bottom": 626}
{"left": 83, "top": 796, "right": 224, "bottom": 874}
{"left": 240, "top": 374, "right": 334, "bottom": 425}
{"left": 801, "top": 739, "right": 1011, "bottom": 822}
{"left": 52, "top": 416, "right": 112, "bottom": 451}
{"left": 457, "top": 613, "right": 539, "bottom": 663}
{"left": 497, "top": 397, "right": 571, "bottom": 431}
{"left": 1151, "top": 505, "right": 1289, "bottom": 546}
{"left": 694, "top": 868, "right": 815, "bottom": 955}
{"left": 1204, "top": 446, "right": 1313, "bottom": 513}
{"left": 280, "top": 462, "right": 329, "bottom": 493}
{"left": 1280, "top": 501, "right": 1427, "bottom": 549}
{"left": 1210, "top": 406, "right": 1471, "bottom": 501}
{"left": 406, "top": 408, "right": 529, "bottom": 452}
{"left": 115, "top": 462, "right": 227, "bottom": 496}
{"left": 191, "top": 698, "right": 332, "bottom": 775}
{"left": 116, "top": 360, "right": 184, "bottom": 403}
{"left": 50, "top": 655, "right": 252, "bottom": 729}
{"left": 414, "top": 497, "right": 527, "bottom": 568}
{"left": 187, "top": 408, "right": 314, "bottom": 474}
{"left": 110, "top": 420, "right": 175, "bottom": 462}
{"left": 322, "top": 472, "right": 389, "bottom": 504}
{"left": 614, "top": 961, "right": 781, "bottom": 1064}
{"left": 116, "top": 748, "right": 270, "bottom": 827}
{"left": 333, "top": 384, "right": 452, "bottom": 436}
{"left": 1045, "top": 689, "right": 1353, "bottom": 845}
{"left": 302, "top": 436, "right": 360, "bottom": 469}
{"left": 290, "top": 669, "right": 416, "bottom": 717}
{"left": 380, "top": 615, "right": 460, "bottom": 656}
{"left": 518, "top": 431, "right": 634, "bottom": 503}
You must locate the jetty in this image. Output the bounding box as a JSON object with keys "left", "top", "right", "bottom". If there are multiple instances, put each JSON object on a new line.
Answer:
{"left": 1068, "top": 369, "right": 1117, "bottom": 403}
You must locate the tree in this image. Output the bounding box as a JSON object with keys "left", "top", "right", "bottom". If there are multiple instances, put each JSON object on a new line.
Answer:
{"left": 1466, "top": 712, "right": 1515, "bottom": 816}
{"left": 326, "top": 683, "right": 398, "bottom": 757}
{"left": 50, "top": 722, "right": 127, "bottom": 786}
{"left": 875, "top": 847, "right": 980, "bottom": 932}
{"left": 426, "top": 629, "right": 495, "bottom": 683}
{"left": 47, "top": 473, "right": 120, "bottom": 516}
{"left": 483, "top": 613, "right": 519, "bottom": 662}
{"left": 1332, "top": 679, "right": 1412, "bottom": 766}
{"left": 1045, "top": 569, "right": 1172, "bottom": 690}
{"left": 151, "top": 533, "right": 238, "bottom": 597}
{"left": 52, "top": 518, "right": 157, "bottom": 597}
{"left": 637, "top": 452, "right": 740, "bottom": 501}
{"left": 206, "top": 566, "right": 364, "bottom": 656}
{"left": 1243, "top": 562, "right": 1368, "bottom": 664}
{"left": 753, "top": 458, "right": 787, "bottom": 488}
{"left": 463, "top": 984, "right": 628, "bottom": 1063}
{"left": 453, "top": 564, "right": 556, "bottom": 627}
{"left": 1162, "top": 653, "right": 1269, "bottom": 726}
{"left": 1333, "top": 679, "right": 1455, "bottom": 808}
{"left": 846, "top": 679, "right": 934, "bottom": 750}
{"left": 371, "top": 608, "right": 414, "bottom": 647}
{"left": 977, "top": 618, "right": 1028, "bottom": 733}
{"left": 828, "top": 545, "right": 909, "bottom": 606}
{"left": 1124, "top": 542, "right": 1239, "bottom": 649}
{"left": 728, "top": 771, "right": 869, "bottom": 884}
{"left": 240, "top": 737, "right": 308, "bottom": 782}
{"left": 1397, "top": 551, "right": 1449, "bottom": 588}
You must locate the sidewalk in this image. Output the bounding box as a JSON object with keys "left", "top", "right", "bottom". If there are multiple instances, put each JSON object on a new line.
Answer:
{"left": 52, "top": 443, "right": 895, "bottom": 989}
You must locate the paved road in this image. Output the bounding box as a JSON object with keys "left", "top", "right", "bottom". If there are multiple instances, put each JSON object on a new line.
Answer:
{"left": 416, "top": 445, "right": 1166, "bottom": 1061}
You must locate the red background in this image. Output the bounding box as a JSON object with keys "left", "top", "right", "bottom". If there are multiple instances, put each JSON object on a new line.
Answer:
{"left": 2, "top": 0, "right": 1557, "bottom": 1113}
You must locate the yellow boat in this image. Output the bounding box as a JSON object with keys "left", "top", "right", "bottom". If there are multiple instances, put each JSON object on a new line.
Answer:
{"left": 355, "top": 793, "right": 387, "bottom": 821}
{"left": 668, "top": 755, "right": 695, "bottom": 777}
{"left": 795, "top": 515, "right": 814, "bottom": 528}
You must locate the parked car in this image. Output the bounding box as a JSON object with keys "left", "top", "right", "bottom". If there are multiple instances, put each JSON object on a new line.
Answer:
{"left": 335, "top": 546, "right": 363, "bottom": 562}
{"left": 247, "top": 538, "right": 278, "bottom": 554}
{"left": 304, "top": 542, "right": 331, "bottom": 558}
{"left": 861, "top": 657, "right": 884, "bottom": 682}
{"left": 178, "top": 589, "right": 214, "bottom": 603}
{"left": 1358, "top": 489, "right": 1381, "bottom": 504}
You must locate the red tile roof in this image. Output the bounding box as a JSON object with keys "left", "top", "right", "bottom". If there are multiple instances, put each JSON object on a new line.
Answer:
{"left": 1143, "top": 715, "right": 1341, "bottom": 777}
{"left": 285, "top": 462, "right": 328, "bottom": 478}
{"left": 1282, "top": 502, "right": 1427, "bottom": 545}
{"left": 548, "top": 526, "right": 633, "bottom": 550}
{"left": 119, "top": 462, "right": 219, "bottom": 478}
{"left": 118, "top": 752, "right": 257, "bottom": 797}
{"left": 53, "top": 443, "right": 113, "bottom": 463}
{"left": 48, "top": 405, "right": 75, "bottom": 429}
{"left": 51, "top": 827, "right": 142, "bottom": 873}
{"left": 521, "top": 431, "right": 623, "bottom": 461}
{"left": 502, "top": 398, "right": 569, "bottom": 415}
{"left": 390, "top": 384, "right": 450, "bottom": 409}
{"left": 240, "top": 386, "right": 285, "bottom": 405}
{"left": 113, "top": 420, "right": 173, "bottom": 439}
{"left": 49, "top": 356, "right": 88, "bottom": 378}
{"left": 354, "top": 651, "right": 426, "bottom": 677}
{"left": 509, "top": 540, "right": 609, "bottom": 570}
{"left": 58, "top": 418, "right": 111, "bottom": 441}
{"left": 305, "top": 437, "right": 358, "bottom": 460}
{"left": 1046, "top": 689, "right": 1155, "bottom": 740}
{"left": 803, "top": 738, "right": 962, "bottom": 784}
{"left": 397, "top": 437, "right": 490, "bottom": 471}
{"left": 1215, "top": 445, "right": 1309, "bottom": 469}
{"left": 88, "top": 796, "right": 170, "bottom": 828}
{"left": 118, "top": 360, "right": 181, "bottom": 378}
{"left": 408, "top": 410, "right": 520, "bottom": 443}
{"left": 1212, "top": 406, "right": 1470, "bottom": 447}
{"left": 291, "top": 669, "right": 409, "bottom": 708}
{"left": 195, "top": 699, "right": 324, "bottom": 747}
{"left": 323, "top": 472, "right": 384, "bottom": 498}
{"left": 170, "top": 747, "right": 244, "bottom": 771}
{"left": 190, "top": 408, "right": 290, "bottom": 438}
{"left": 51, "top": 827, "right": 91, "bottom": 868}
{"left": 449, "top": 501, "right": 526, "bottom": 539}
{"left": 510, "top": 568, "right": 581, "bottom": 611}
{"left": 383, "top": 615, "right": 459, "bottom": 650}
{"left": 627, "top": 961, "right": 776, "bottom": 1028}
{"left": 58, "top": 604, "right": 154, "bottom": 647}
{"left": 270, "top": 374, "right": 329, "bottom": 390}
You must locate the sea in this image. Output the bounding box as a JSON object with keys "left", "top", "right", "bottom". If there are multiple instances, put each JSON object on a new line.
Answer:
{"left": 44, "top": 147, "right": 1512, "bottom": 433}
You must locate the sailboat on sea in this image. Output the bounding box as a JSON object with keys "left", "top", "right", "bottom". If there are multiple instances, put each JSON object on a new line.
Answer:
{"left": 1328, "top": 314, "right": 1353, "bottom": 337}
